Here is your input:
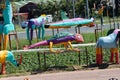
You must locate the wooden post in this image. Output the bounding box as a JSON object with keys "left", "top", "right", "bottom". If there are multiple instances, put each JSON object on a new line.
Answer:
{"left": 43, "top": 52, "right": 46, "bottom": 70}
{"left": 78, "top": 51, "right": 81, "bottom": 65}
{"left": 8, "top": 33, "right": 19, "bottom": 50}
{"left": 37, "top": 52, "right": 41, "bottom": 69}
{"left": 85, "top": 47, "right": 89, "bottom": 66}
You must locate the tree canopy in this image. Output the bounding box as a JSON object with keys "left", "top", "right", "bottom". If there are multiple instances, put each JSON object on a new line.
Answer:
{"left": 0, "top": 0, "right": 120, "bottom": 21}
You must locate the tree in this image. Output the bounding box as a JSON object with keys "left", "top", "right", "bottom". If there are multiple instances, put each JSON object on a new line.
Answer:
{"left": 75, "top": 0, "right": 85, "bottom": 18}
{"left": 115, "top": 0, "right": 120, "bottom": 17}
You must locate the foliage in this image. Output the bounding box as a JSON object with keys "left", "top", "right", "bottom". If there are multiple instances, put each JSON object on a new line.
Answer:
{"left": 0, "top": 0, "right": 120, "bottom": 21}
{"left": 32, "top": 0, "right": 119, "bottom": 20}
{"left": 75, "top": 0, "right": 85, "bottom": 17}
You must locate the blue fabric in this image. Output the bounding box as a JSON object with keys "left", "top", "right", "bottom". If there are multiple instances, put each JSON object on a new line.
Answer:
{"left": 3, "top": 0, "right": 12, "bottom": 24}
{"left": 3, "top": 23, "right": 14, "bottom": 34}
{"left": 0, "top": 24, "right": 3, "bottom": 34}
{"left": 96, "top": 32, "right": 118, "bottom": 48}
{"left": 21, "top": 21, "right": 28, "bottom": 29}
{"left": 1, "top": 0, "right": 14, "bottom": 34}
{"left": 6, "top": 51, "right": 18, "bottom": 66}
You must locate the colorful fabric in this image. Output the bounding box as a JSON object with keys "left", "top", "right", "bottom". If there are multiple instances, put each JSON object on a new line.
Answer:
{"left": 21, "top": 15, "right": 47, "bottom": 40}
{"left": 0, "top": 50, "right": 19, "bottom": 66}
{"left": 48, "top": 18, "right": 94, "bottom": 27}
{"left": 45, "top": 17, "right": 95, "bottom": 29}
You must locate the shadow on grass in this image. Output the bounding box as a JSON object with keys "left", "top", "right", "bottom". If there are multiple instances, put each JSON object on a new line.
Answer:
{"left": 98, "top": 63, "right": 109, "bottom": 69}
{"left": 31, "top": 65, "right": 74, "bottom": 75}
{"left": 31, "top": 62, "right": 120, "bottom": 75}
{"left": 83, "top": 63, "right": 109, "bottom": 69}
{"left": 31, "top": 63, "right": 110, "bottom": 75}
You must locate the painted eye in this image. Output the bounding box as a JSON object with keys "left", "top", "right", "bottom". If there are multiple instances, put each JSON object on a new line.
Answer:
{"left": 75, "top": 33, "right": 84, "bottom": 42}
{"left": 78, "top": 36, "right": 80, "bottom": 38}
{"left": 77, "top": 35, "right": 81, "bottom": 39}
{"left": 76, "top": 34, "right": 81, "bottom": 41}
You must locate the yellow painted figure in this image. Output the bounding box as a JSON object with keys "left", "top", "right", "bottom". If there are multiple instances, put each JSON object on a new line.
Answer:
{"left": 0, "top": 50, "right": 22, "bottom": 74}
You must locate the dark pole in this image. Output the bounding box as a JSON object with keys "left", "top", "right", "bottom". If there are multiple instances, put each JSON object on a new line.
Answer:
{"left": 72, "top": 0, "right": 75, "bottom": 18}
{"left": 115, "top": 0, "right": 119, "bottom": 28}
{"left": 66, "top": 0, "right": 69, "bottom": 17}
{"left": 112, "top": 0, "right": 115, "bottom": 29}
{"left": 86, "top": 0, "right": 89, "bottom": 18}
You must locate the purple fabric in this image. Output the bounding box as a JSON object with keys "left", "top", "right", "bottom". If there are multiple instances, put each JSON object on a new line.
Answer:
{"left": 30, "top": 18, "right": 44, "bottom": 27}
{"left": 34, "top": 18, "right": 44, "bottom": 26}
{"left": 28, "top": 21, "right": 34, "bottom": 28}
{"left": 63, "top": 18, "right": 84, "bottom": 22}
{"left": 28, "top": 35, "right": 75, "bottom": 49}
{"left": 47, "top": 36, "right": 75, "bottom": 44}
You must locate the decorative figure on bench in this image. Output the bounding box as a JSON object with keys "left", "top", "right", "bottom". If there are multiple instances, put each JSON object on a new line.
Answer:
{"left": 0, "top": 0, "right": 14, "bottom": 50}
{"left": 23, "top": 32, "right": 84, "bottom": 53}
{"left": 96, "top": 29, "right": 120, "bottom": 65}
{"left": 21, "top": 14, "right": 47, "bottom": 44}
{"left": 0, "top": 50, "right": 22, "bottom": 74}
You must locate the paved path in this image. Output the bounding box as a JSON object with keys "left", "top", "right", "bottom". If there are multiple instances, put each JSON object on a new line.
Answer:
{"left": 1, "top": 68, "right": 120, "bottom": 80}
